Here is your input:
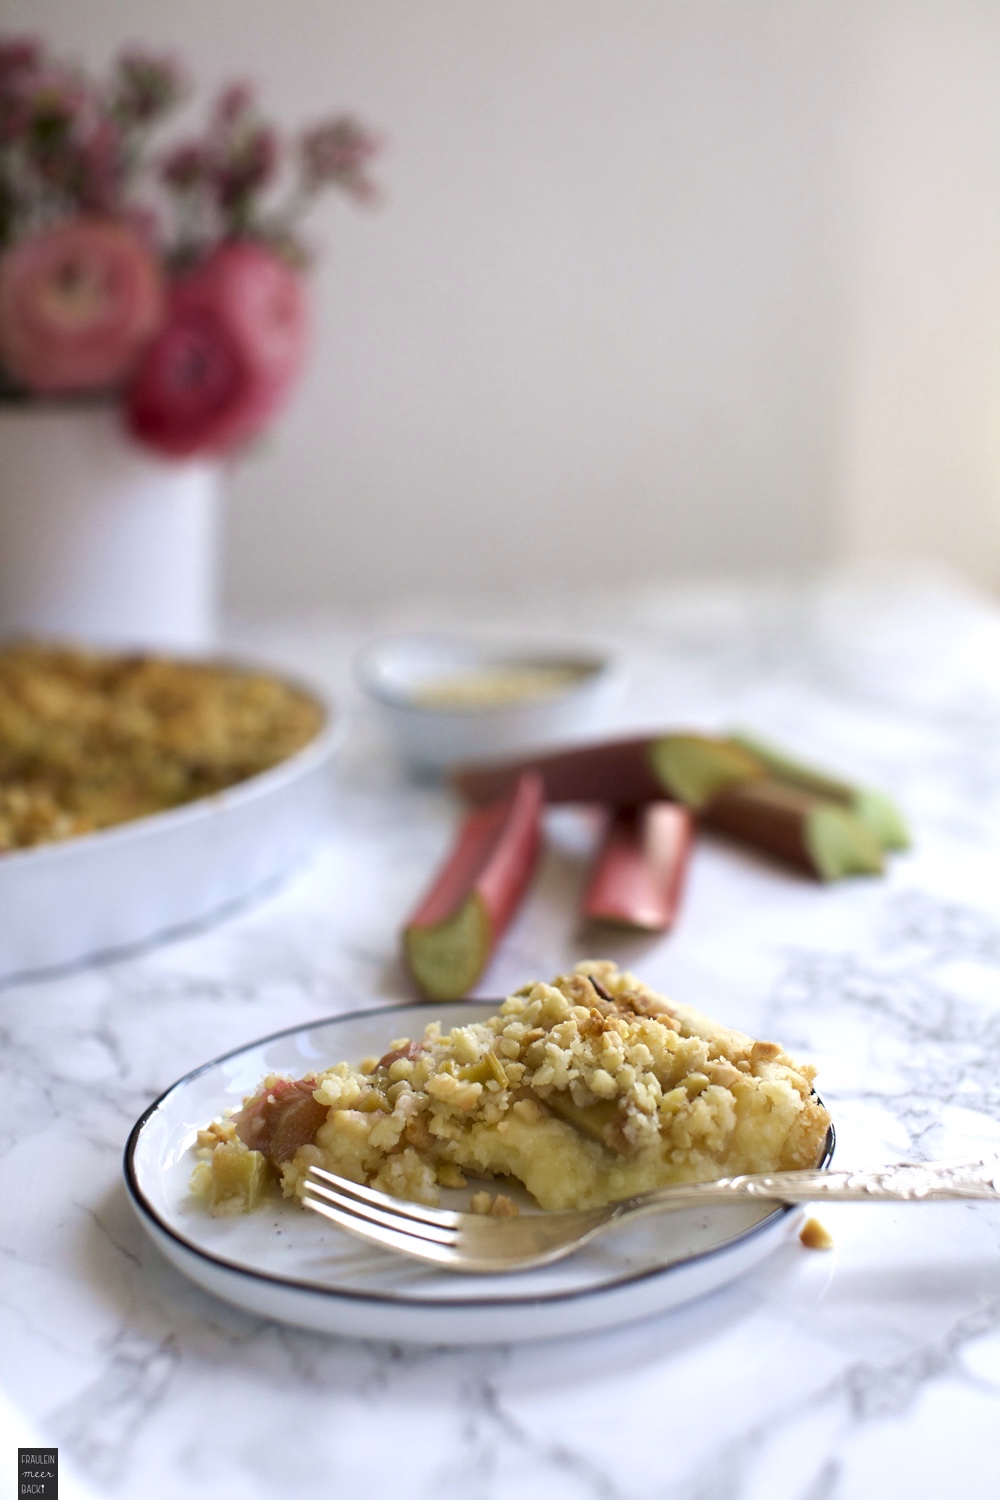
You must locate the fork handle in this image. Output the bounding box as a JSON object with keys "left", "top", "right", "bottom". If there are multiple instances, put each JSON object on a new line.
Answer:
{"left": 611, "top": 1157, "right": 1000, "bottom": 1220}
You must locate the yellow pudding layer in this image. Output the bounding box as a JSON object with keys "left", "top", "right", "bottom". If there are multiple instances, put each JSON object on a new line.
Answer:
{"left": 408, "top": 664, "right": 589, "bottom": 710}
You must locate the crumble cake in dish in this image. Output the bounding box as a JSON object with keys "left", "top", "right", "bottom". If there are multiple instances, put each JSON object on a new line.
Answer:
{"left": 0, "top": 643, "right": 334, "bottom": 981}
{"left": 191, "top": 962, "right": 831, "bottom": 1216}
{"left": 0, "top": 642, "right": 324, "bottom": 852}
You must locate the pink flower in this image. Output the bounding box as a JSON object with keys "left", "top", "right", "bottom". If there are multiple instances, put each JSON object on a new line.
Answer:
{"left": 109, "top": 48, "right": 185, "bottom": 126}
{"left": 214, "top": 124, "right": 279, "bottom": 209}
{"left": 0, "top": 37, "right": 41, "bottom": 83}
{"left": 0, "top": 37, "right": 40, "bottom": 138}
{"left": 300, "top": 115, "right": 381, "bottom": 201}
{"left": 0, "top": 64, "right": 85, "bottom": 172}
{"left": 0, "top": 217, "right": 163, "bottom": 393}
{"left": 126, "top": 239, "right": 307, "bottom": 457}
{"left": 160, "top": 140, "right": 210, "bottom": 191}
{"left": 125, "top": 305, "right": 250, "bottom": 457}
{"left": 214, "top": 81, "right": 255, "bottom": 129}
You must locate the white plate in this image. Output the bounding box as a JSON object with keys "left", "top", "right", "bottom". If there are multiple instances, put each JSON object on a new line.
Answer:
{"left": 0, "top": 690, "right": 337, "bottom": 982}
{"left": 125, "top": 1002, "right": 835, "bottom": 1346}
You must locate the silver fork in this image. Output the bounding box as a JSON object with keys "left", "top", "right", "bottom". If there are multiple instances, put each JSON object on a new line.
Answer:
{"left": 302, "top": 1158, "right": 1000, "bottom": 1273}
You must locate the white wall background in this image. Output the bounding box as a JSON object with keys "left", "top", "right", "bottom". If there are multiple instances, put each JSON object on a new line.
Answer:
{"left": 6, "top": 0, "right": 1000, "bottom": 615}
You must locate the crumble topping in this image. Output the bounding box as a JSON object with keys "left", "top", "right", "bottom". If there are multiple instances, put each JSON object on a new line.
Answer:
{"left": 193, "top": 962, "right": 831, "bottom": 1216}
{"left": 0, "top": 642, "right": 324, "bottom": 851}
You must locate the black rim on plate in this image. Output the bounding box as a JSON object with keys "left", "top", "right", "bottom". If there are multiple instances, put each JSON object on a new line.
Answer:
{"left": 123, "top": 1001, "right": 836, "bottom": 1313}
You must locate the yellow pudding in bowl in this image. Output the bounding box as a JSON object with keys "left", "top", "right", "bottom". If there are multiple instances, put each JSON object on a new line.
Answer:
{"left": 407, "top": 663, "right": 594, "bottom": 711}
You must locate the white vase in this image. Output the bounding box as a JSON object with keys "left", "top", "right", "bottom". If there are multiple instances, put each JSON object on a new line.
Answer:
{"left": 0, "top": 403, "right": 222, "bottom": 651}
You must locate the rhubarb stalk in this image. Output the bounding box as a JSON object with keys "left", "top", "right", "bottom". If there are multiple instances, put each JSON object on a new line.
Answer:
{"left": 582, "top": 803, "right": 694, "bottom": 931}
{"left": 702, "top": 779, "right": 884, "bottom": 881}
{"left": 453, "top": 734, "right": 763, "bottom": 810}
{"left": 404, "top": 772, "right": 543, "bottom": 1001}
{"left": 728, "top": 731, "right": 910, "bottom": 851}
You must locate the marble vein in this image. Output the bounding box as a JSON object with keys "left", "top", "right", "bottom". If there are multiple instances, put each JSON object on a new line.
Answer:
{"left": 2, "top": 569, "right": 1000, "bottom": 1499}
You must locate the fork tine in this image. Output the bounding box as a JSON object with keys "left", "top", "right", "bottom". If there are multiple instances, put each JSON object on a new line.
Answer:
{"left": 307, "top": 1165, "right": 461, "bottom": 1227}
{"left": 302, "top": 1188, "right": 459, "bottom": 1267}
{"left": 305, "top": 1174, "right": 457, "bottom": 1246}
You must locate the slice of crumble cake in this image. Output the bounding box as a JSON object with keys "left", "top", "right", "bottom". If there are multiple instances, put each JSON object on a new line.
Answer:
{"left": 191, "top": 962, "right": 831, "bottom": 1215}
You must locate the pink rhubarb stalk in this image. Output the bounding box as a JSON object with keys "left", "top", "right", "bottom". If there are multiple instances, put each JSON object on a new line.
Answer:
{"left": 404, "top": 772, "right": 543, "bottom": 1001}
{"left": 582, "top": 803, "right": 693, "bottom": 931}
{"left": 452, "top": 734, "right": 763, "bottom": 812}
{"left": 233, "top": 1078, "right": 328, "bottom": 1165}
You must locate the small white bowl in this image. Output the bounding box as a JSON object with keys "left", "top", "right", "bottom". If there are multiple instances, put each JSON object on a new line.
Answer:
{"left": 354, "top": 635, "right": 619, "bottom": 775}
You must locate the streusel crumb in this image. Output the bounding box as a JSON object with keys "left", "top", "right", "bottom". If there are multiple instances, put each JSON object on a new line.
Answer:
{"left": 799, "top": 1216, "right": 834, "bottom": 1250}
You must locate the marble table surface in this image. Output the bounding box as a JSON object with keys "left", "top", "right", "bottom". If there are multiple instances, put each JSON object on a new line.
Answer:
{"left": 3, "top": 568, "right": 1000, "bottom": 1500}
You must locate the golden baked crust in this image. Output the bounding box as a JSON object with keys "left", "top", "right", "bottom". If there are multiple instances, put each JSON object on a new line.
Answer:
{"left": 0, "top": 642, "right": 324, "bottom": 851}
{"left": 192, "top": 963, "right": 831, "bottom": 1215}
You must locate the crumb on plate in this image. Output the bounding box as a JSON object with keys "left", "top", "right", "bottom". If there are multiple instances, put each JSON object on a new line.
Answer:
{"left": 799, "top": 1216, "right": 834, "bottom": 1250}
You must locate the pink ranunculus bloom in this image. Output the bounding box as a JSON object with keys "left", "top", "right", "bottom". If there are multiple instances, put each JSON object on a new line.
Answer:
{"left": 185, "top": 239, "right": 307, "bottom": 393}
{"left": 0, "top": 217, "right": 163, "bottom": 393}
{"left": 126, "top": 239, "right": 307, "bottom": 458}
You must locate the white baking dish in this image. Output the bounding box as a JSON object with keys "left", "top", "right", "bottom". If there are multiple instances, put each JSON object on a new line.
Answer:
{"left": 0, "top": 705, "right": 338, "bottom": 983}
